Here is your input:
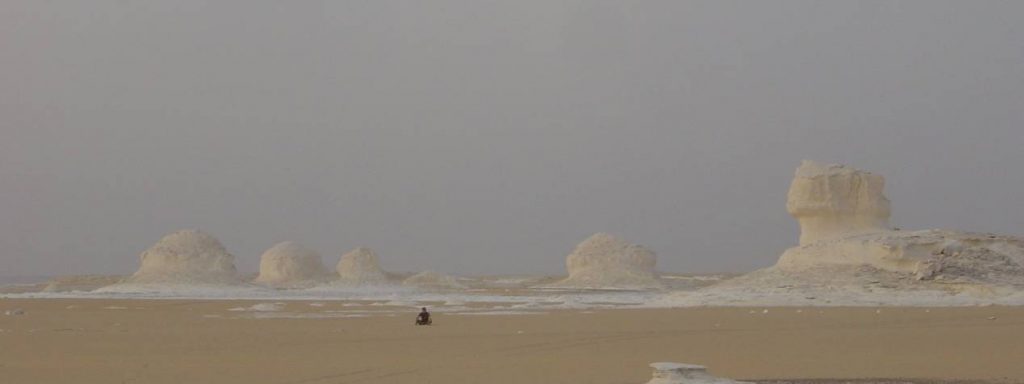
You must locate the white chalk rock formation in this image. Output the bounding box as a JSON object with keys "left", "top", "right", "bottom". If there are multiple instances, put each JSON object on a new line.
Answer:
{"left": 646, "top": 362, "right": 750, "bottom": 384}
{"left": 658, "top": 161, "right": 1024, "bottom": 306}
{"left": 403, "top": 271, "right": 466, "bottom": 290}
{"left": 787, "top": 160, "right": 891, "bottom": 245}
{"left": 336, "top": 247, "right": 389, "bottom": 285}
{"left": 254, "top": 242, "right": 329, "bottom": 288}
{"left": 547, "top": 233, "right": 663, "bottom": 290}
{"left": 776, "top": 161, "right": 1024, "bottom": 286}
{"left": 124, "top": 230, "right": 241, "bottom": 285}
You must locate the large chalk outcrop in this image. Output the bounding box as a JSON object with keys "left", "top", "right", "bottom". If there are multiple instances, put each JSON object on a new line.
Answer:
{"left": 665, "top": 161, "right": 1024, "bottom": 306}
{"left": 787, "top": 160, "right": 891, "bottom": 245}
{"left": 775, "top": 161, "right": 1024, "bottom": 287}
{"left": 124, "top": 230, "right": 241, "bottom": 285}
{"left": 336, "top": 247, "right": 389, "bottom": 285}
{"left": 546, "top": 233, "right": 663, "bottom": 290}
{"left": 254, "top": 241, "right": 329, "bottom": 288}
{"left": 777, "top": 229, "right": 1024, "bottom": 284}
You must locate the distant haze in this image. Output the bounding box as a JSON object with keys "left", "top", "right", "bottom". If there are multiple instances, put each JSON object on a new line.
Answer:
{"left": 2, "top": 1, "right": 1022, "bottom": 277}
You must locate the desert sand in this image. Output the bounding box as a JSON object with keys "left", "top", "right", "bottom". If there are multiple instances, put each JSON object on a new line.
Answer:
{"left": 2, "top": 299, "right": 1023, "bottom": 384}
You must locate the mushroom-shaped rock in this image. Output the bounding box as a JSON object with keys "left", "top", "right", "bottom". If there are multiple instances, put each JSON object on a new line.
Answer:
{"left": 773, "top": 161, "right": 1024, "bottom": 287}
{"left": 646, "top": 362, "right": 751, "bottom": 384}
{"left": 547, "top": 233, "right": 663, "bottom": 290}
{"left": 787, "top": 160, "right": 891, "bottom": 245}
{"left": 336, "top": 247, "right": 389, "bottom": 284}
{"left": 403, "top": 271, "right": 466, "bottom": 290}
{"left": 125, "top": 229, "right": 240, "bottom": 285}
{"left": 254, "top": 241, "right": 329, "bottom": 288}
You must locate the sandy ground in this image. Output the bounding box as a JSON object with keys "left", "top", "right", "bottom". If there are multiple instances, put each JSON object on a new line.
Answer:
{"left": 1, "top": 299, "right": 1023, "bottom": 384}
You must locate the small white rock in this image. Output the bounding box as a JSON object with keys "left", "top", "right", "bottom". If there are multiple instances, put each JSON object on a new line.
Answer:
{"left": 646, "top": 362, "right": 751, "bottom": 384}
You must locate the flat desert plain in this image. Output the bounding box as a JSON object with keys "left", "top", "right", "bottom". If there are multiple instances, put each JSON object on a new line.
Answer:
{"left": 2, "top": 299, "right": 1023, "bottom": 384}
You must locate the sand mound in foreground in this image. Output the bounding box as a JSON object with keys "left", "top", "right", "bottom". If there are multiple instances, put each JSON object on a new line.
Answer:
{"left": 123, "top": 229, "right": 241, "bottom": 285}
{"left": 335, "top": 247, "right": 390, "bottom": 285}
{"left": 253, "top": 241, "right": 329, "bottom": 288}
{"left": 544, "top": 233, "right": 663, "bottom": 290}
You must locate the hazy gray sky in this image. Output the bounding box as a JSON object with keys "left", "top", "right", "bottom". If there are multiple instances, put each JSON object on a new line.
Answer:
{"left": 2, "top": 1, "right": 1022, "bottom": 277}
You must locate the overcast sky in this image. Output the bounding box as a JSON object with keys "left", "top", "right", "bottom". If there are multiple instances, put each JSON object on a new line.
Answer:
{"left": 2, "top": 1, "right": 1022, "bottom": 277}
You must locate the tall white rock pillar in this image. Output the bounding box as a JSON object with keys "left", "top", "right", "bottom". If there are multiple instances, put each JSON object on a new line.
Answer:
{"left": 786, "top": 160, "right": 891, "bottom": 245}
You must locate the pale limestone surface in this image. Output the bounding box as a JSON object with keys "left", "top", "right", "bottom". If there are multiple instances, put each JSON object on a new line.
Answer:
{"left": 335, "top": 247, "right": 389, "bottom": 285}
{"left": 547, "top": 233, "right": 663, "bottom": 290}
{"left": 41, "top": 275, "right": 124, "bottom": 292}
{"left": 123, "top": 229, "right": 240, "bottom": 285}
{"left": 253, "top": 241, "right": 329, "bottom": 288}
{"left": 787, "top": 160, "right": 891, "bottom": 246}
{"left": 402, "top": 270, "right": 466, "bottom": 290}
{"left": 776, "top": 229, "right": 1024, "bottom": 283}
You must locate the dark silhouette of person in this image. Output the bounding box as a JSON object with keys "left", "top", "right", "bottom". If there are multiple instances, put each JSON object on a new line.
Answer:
{"left": 416, "top": 307, "right": 431, "bottom": 325}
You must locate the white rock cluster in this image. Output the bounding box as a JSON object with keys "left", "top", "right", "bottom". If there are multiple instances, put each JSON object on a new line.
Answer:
{"left": 336, "top": 247, "right": 390, "bottom": 285}
{"left": 254, "top": 241, "right": 329, "bottom": 288}
{"left": 124, "top": 229, "right": 240, "bottom": 285}
{"left": 547, "top": 233, "right": 663, "bottom": 290}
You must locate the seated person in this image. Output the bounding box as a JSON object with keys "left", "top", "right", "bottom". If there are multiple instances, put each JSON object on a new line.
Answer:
{"left": 416, "top": 307, "right": 431, "bottom": 325}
